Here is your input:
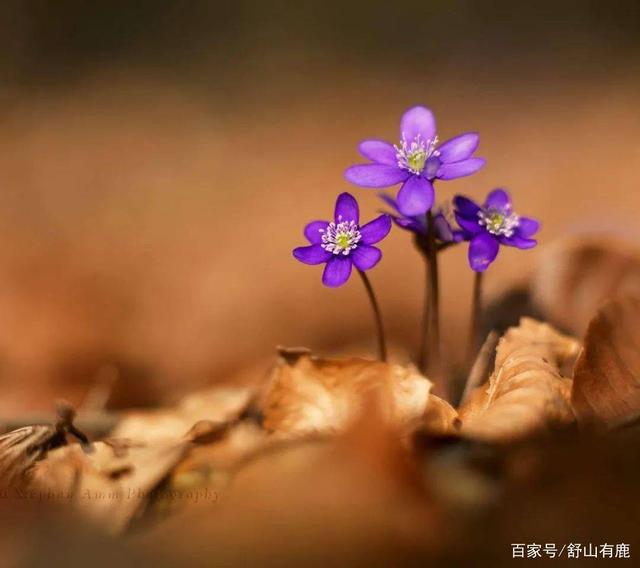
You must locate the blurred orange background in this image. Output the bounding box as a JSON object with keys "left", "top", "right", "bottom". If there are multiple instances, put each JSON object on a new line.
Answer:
{"left": 0, "top": 0, "right": 638, "bottom": 413}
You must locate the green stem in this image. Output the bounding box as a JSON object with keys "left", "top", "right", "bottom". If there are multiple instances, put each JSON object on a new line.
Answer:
{"left": 357, "top": 269, "right": 387, "bottom": 362}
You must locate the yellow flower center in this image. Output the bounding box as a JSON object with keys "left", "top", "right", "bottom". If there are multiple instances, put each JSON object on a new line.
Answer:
{"left": 407, "top": 151, "right": 427, "bottom": 174}
{"left": 335, "top": 234, "right": 352, "bottom": 250}
{"left": 478, "top": 208, "right": 520, "bottom": 237}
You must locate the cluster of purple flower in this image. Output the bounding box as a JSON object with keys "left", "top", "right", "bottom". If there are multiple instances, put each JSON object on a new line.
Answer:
{"left": 293, "top": 105, "right": 540, "bottom": 285}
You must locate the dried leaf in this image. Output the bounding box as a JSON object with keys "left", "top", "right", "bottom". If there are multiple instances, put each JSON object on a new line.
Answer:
{"left": 532, "top": 237, "right": 640, "bottom": 335}
{"left": 261, "top": 352, "right": 431, "bottom": 437}
{"left": 164, "top": 421, "right": 269, "bottom": 506}
{"left": 422, "top": 395, "right": 460, "bottom": 436}
{"left": 30, "top": 439, "right": 187, "bottom": 533}
{"left": 572, "top": 297, "right": 640, "bottom": 428}
{"left": 459, "top": 318, "right": 580, "bottom": 441}
{"left": 112, "top": 385, "right": 253, "bottom": 444}
{"left": 0, "top": 425, "right": 64, "bottom": 487}
{"left": 140, "top": 410, "right": 438, "bottom": 567}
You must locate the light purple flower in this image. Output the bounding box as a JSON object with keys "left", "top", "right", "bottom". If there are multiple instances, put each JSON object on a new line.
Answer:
{"left": 453, "top": 189, "right": 540, "bottom": 272}
{"left": 293, "top": 192, "right": 392, "bottom": 287}
{"left": 379, "top": 193, "right": 463, "bottom": 244}
{"left": 344, "top": 105, "right": 485, "bottom": 217}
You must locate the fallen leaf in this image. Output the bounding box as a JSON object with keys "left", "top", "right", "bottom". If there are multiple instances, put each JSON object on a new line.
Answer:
{"left": 422, "top": 395, "right": 460, "bottom": 436}
{"left": 531, "top": 237, "right": 640, "bottom": 335}
{"left": 112, "top": 384, "right": 254, "bottom": 444}
{"left": 162, "top": 421, "right": 269, "bottom": 510}
{"left": 0, "top": 425, "right": 64, "bottom": 487}
{"left": 459, "top": 318, "right": 580, "bottom": 441}
{"left": 261, "top": 351, "right": 432, "bottom": 437}
{"left": 30, "top": 439, "right": 187, "bottom": 533}
{"left": 138, "top": 403, "right": 440, "bottom": 567}
{"left": 572, "top": 297, "right": 640, "bottom": 428}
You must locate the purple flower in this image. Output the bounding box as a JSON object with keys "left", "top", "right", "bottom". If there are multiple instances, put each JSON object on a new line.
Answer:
{"left": 293, "top": 192, "right": 392, "bottom": 288}
{"left": 344, "top": 105, "right": 485, "bottom": 217}
{"left": 379, "top": 193, "right": 463, "bottom": 244}
{"left": 453, "top": 189, "right": 540, "bottom": 272}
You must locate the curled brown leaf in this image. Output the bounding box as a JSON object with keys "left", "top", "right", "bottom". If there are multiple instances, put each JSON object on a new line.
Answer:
{"left": 422, "top": 395, "right": 460, "bottom": 436}
{"left": 459, "top": 318, "right": 580, "bottom": 441}
{"left": 572, "top": 297, "right": 640, "bottom": 428}
{"left": 261, "top": 352, "right": 432, "bottom": 437}
{"left": 532, "top": 237, "right": 640, "bottom": 335}
{"left": 0, "top": 425, "right": 63, "bottom": 487}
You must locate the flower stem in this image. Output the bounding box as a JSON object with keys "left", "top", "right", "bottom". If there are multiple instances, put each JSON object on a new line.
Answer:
{"left": 418, "top": 210, "right": 441, "bottom": 376}
{"left": 427, "top": 210, "right": 441, "bottom": 375}
{"left": 357, "top": 269, "right": 387, "bottom": 362}
{"left": 417, "top": 252, "right": 430, "bottom": 373}
{"left": 466, "top": 271, "right": 484, "bottom": 369}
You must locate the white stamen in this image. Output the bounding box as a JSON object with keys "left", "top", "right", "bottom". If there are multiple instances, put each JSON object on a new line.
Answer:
{"left": 320, "top": 219, "right": 361, "bottom": 255}
{"left": 478, "top": 208, "right": 520, "bottom": 237}
{"left": 394, "top": 133, "right": 440, "bottom": 175}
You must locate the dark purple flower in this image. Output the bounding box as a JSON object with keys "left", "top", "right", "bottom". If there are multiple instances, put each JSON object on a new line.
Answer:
{"left": 379, "top": 193, "right": 463, "bottom": 244}
{"left": 293, "top": 192, "right": 392, "bottom": 288}
{"left": 453, "top": 188, "right": 540, "bottom": 272}
{"left": 344, "top": 105, "right": 485, "bottom": 217}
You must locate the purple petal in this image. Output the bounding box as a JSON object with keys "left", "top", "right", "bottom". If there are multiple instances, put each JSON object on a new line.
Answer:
{"left": 360, "top": 214, "right": 392, "bottom": 244}
{"left": 400, "top": 105, "right": 436, "bottom": 143}
{"left": 433, "top": 214, "right": 454, "bottom": 242}
{"left": 453, "top": 195, "right": 481, "bottom": 218}
{"left": 437, "top": 132, "right": 479, "bottom": 163}
{"left": 455, "top": 212, "right": 482, "bottom": 235}
{"left": 424, "top": 156, "right": 442, "bottom": 180}
{"left": 379, "top": 194, "right": 426, "bottom": 234}
{"left": 344, "top": 164, "right": 408, "bottom": 188}
{"left": 396, "top": 176, "right": 434, "bottom": 216}
{"left": 451, "top": 230, "right": 465, "bottom": 243}
{"left": 293, "top": 244, "right": 332, "bottom": 265}
{"left": 500, "top": 235, "right": 538, "bottom": 249}
{"left": 516, "top": 217, "right": 540, "bottom": 238}
{"left": 304, "top": 220, "right": 329, "bottom": 244}
{"left": 352, "top": 244, "right": 382, "bottom": 271}
{"left": 334, "top": 192, "right": 359, "bottom": 223}
{"left": 437, "top": 158, "right": 486, "bottom": 180}
{"left": 322, "top": 256, "right": 353, "bottom": 287}
{"left": 484, "top": 188, "right": 511, "bottom": 211}
{"left": 358, "top": 139, "right": 397, "bottom": 166}
{"left": 393, "top": 216, "right": 425, "bottom": 234}
{"left": 468, "top": 233, "right": 500, "bottom": 272}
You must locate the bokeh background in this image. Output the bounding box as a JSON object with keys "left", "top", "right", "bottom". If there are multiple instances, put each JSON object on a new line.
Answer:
{"left": 0, "top": 0, "right": 638, "bottom": 414}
